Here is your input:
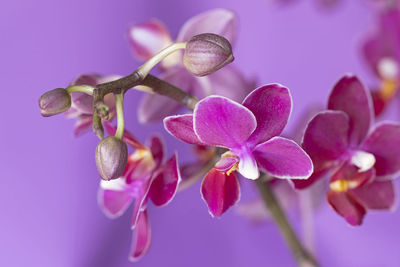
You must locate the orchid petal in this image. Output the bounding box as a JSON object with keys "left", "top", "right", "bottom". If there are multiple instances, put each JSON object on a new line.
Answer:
{"left": 194, "top": 96, "right": 256, "bottom": 149}
{"left": 70, "top": 92, "right": 93, "bottom": 114}
{"left": 208, "top": 65, "right": 253, "bottom": 102}
{"left": 292, "top": 168, "right": 330, "bottom": 189}
{"left": 97, "top": 179, "right": 133, "bottom": 218}
{"left": 149, "top": 135, "right": 165, "bottom": 169}
{"left": 327, "top": 190, "right": 366, "bottom": 226}
{"left": 328, "top": 75, "right": 372, "bottom": 145}
{"left": 243, "top": 84, "right": 292, "bottom": 145}
{"left": 127, "top": 19, "right": 173, "bottom": 61}
{"left": 177, "top": 9, "right": 237, "bottom": 45}
{"left": 363, "top": 36, "right": 386, "bottom": 78}
{"left": 371, "top": 90, "right": 388, "bottom": 116}
{"left": 363, "top": 9, "right": 400, "bottom": 77}
{"left": 362, "top": 122, "right": 400, "bottom": 177}
{"left": 73, "top": 116, "right": 93, "bottom": 137}
{"left": 237, "top": 148, "right": 259, "bottom": 180}
{"left": 129, "top": 210, "right": 152, "bottom": 262}
{"left": 149, "top": 153, "right": 181, "bottom": 207}
{"left": 138, "top": 93, "right": 182, "bottom": 123}
{"left": 200, "top": 168, "right": 240, "bottom": 217}
{"left": 104, "top": 121, "right": 145, "bottom": 149}
{"left": 163, "top": 114, "right": 204, "bottom": 145}
{"left": 131, "top": 178, "right": 152, "bottom": 229}
{"left": 350, "top": 180, "right": 396, "bottom": 210}
{"left": 126, "top": 151, "right": 155, "bottom": 183}
{"left": 138, "top": 67, "right": 194, "bottom": 123}
{"left": 302, "top": 110, "right": 349, "bottom": 170}
{"left": 254, "top": 137, "right": 313, "bottom": 179}
{"left": 215, "top": 154, "right": 238, "bottom": 172}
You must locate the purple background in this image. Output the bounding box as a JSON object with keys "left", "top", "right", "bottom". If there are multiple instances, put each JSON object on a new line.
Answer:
{"left": 1, "top": 0, "right": 399, "bottom": 266}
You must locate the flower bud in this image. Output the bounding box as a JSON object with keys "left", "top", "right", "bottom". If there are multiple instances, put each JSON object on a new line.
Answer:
{"left": 95, "top": 136, "right": 128, "bottom": 181}
{"left": 39, "top": 88, "right": 72, "bottom": 117}
{"left": 183, "top": 33, "right": 234, "bottom": 77}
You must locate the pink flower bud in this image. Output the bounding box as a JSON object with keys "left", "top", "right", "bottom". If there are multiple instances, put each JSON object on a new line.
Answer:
{"left": 38, "top": 88, "right": 72, "bottom": 117}
{"left": 95, "top": 136, "right": 128, "bottom": 181}
{"left": 183, "top": 33, "right": 234, "bottom": 77}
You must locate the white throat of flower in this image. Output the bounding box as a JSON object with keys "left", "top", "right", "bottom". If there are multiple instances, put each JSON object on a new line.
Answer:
{"left": 350, "top": 150, "right": 376, "bottom": 172}
{"left": 378, "top": 57, "right": 399, "bottom": 80}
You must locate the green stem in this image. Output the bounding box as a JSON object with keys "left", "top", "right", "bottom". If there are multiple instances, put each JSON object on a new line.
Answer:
{"left": 66, "top": 85, "right": 94, "bottom": 95}
{"left": 136, "top": 42, "right": 187, "bottom": 78}
{"left": 255, "top": 176, "right": 318, "bottom": 267}
{"left": 114, "top": 93, "right": 125, "bottom": 140}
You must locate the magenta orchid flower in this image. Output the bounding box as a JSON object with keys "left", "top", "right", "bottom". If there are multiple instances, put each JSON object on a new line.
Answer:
{"left": 236, "top": 105, "right": 325, "bottom": 223}
{"left": 164, "top": 84, "right": 313, "bottom": 217}
{"left": 98, "top": 122, "right": 180, "bottom": 261}
{"left": 294, "top": 75, "right": 400, "bottom": 225}
{"left": 127, "top": 9, "right": 253, "bottom": 123}
{"left": 362, "top": 7, "right": 400, "bottom": 115}
{"left": 64, "top": 74, "right": 121, "bottom": 136}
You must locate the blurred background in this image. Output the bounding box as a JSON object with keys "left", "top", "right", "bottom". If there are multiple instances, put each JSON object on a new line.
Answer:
{"left": 1, "top": 0, "right": 399, "bottom": 266}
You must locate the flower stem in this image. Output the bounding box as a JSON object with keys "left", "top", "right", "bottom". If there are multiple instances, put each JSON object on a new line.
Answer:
{"left": 66, "top": 85, "right": 94, "bottom": 95}
{"left": 114, "top": 93, "right": 125, "bottom": 140}
{"left": 91, "top": 73, "right": 197, "bottom": 139}
{"left": 141, "top": 74, "right": 198, "bottom": 110}
{"left": 136, "top": 42, "right": 187, "bottom": 78}
{"left": 255, "top": 176, "right": 318, "bottom": 267}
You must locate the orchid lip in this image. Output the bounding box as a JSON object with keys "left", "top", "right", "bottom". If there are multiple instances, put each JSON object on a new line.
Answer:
{"left": 378, "top": 57, "right": 399, "bottom": 80}
{"left": 349, "top": 150, "right": 376, "bottom": 172}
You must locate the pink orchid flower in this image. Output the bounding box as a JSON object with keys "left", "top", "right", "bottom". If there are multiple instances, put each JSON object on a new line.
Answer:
{"left": 127, "top": 9, "right": 254, "bottom": 123}
{"left": 98, "top": 122, "right": 180, "bottom": 261}
{"left": 65, "top": 74, "right": 121, "bottom": 136}
{"left": 294, "top": 75, "right": 400, "bottom": 225}
{"left": 362, "top": 7, "right": 400, "bottom": 115}
{"left": 164, "top": 84, "right": 313, "bottom": 217}
{"left": 237, "top": 105, "right": 325, "bottom": 223}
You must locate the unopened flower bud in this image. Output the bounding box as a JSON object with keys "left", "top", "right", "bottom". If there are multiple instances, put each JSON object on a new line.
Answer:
{"left": 95, "top": 136, "right": 128, "bottom": 181}
{"left": 39, "top": 88, "right": 71, "bottom": 117}
{"left": 183, "top": 33, "right": 234, "bottom": 77}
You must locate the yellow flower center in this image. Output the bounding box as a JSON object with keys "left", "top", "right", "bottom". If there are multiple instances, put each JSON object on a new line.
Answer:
{"left": 330, "top": 179, "right": 360, "bottom": 192}
{"left": 379, "top": 78, "right": 398, "bottom": 101}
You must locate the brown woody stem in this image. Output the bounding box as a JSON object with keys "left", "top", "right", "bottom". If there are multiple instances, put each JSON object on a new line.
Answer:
{"left": 91, "top": 72, "right": 197, "bottom": 139}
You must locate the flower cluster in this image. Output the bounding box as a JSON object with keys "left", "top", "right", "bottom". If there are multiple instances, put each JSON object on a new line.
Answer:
{"left": 38, "top": 6, "right": 400, "bottom": 265}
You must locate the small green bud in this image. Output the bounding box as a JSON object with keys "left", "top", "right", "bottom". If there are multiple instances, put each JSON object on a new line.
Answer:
{"left": 183, "top": 33, "right": 234, "bottom": 77}
{"left": 95, "top": 136, "right": 128, "bottom": 181}
{"left": 39, "top": 88, "right": 72, "bottom": 117}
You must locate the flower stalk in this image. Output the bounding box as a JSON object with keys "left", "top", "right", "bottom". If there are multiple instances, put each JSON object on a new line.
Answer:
{"left": 255, "top": 176, "right": 318, "bottom": 267}
{"left": 115, "top": 93, "right": 125, "bottom": 140}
